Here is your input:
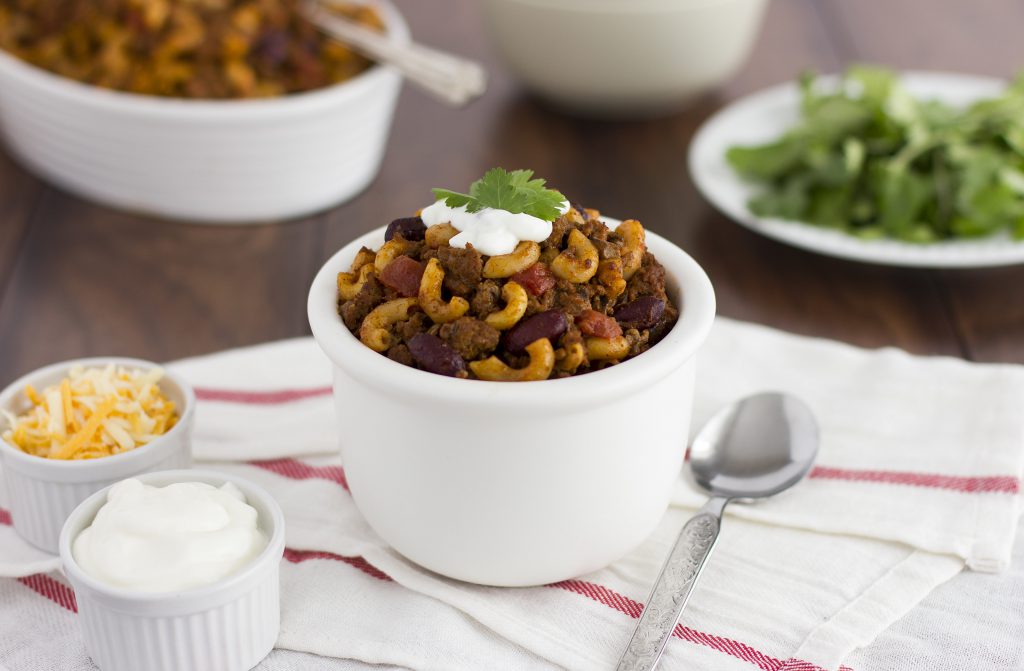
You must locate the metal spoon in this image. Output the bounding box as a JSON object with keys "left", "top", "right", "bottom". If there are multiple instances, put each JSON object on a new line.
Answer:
{"left": 303, "top": 0, "right": 488, "bottom": 107}
{"left": 616, "top": 392, "right": 820, "bottom": 671}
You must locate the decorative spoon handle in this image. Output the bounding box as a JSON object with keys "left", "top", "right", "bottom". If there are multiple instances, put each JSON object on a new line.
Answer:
{"left": 615, "top": 497, "right": 728, "bottom": 671}
{"left": 303, "top": 1, "right": 488, "bottom": 107}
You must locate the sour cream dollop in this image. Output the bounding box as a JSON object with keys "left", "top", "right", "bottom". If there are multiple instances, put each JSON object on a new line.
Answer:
{"left": 420, "top": 199, "right": 570, "bottom": 256}
{"left": 73, "top": 478, "right": 268, "bottom": 593}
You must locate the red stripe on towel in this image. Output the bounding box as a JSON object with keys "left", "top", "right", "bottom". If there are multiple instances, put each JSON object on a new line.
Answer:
{"left": 249, "top": 458, "right": 349, "bottom": 491}
{"left": 16, "top": 574, "right": 78, "bottom": 613}
{"left": 809, "top": 466, "right": 1020, "bottom": 494}
{"left": 283, "top": 547, "right": 391, "bottom": 582}
{"left": 277, "top": 546, "right": 846, "bottom": 670}
{"left": 249, "top": 455, "right": 1020, "bottom": 498}
{"left": 193, "top": 386, "right": 332, "bottom": 404}
{"left": 7, "top": 537, "right": 848, "bottom": 671}
{"left": 0, "top": 509, "right": 10, "bottom": 526}
{"left": 549, "top": 580, "right": 852, "bottom": 671}
{"left": 549, "top": 579, "right": 643, "bottom": 618}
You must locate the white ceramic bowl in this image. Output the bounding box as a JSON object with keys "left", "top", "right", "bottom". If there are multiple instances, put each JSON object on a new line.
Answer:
{"left": 0, "top": 2, "right": 408, "bottom": 223}
{"left": 0, "top": 358, "right": 194, "bottom": 553}
{"left": 59, "top": 469, "right": 285, "bottom": 671}
{"left": 480, "top": 0, "right": 768, "bottom": 117}
{"left": 308, "top": 223, "right": 716, "bottom": 586}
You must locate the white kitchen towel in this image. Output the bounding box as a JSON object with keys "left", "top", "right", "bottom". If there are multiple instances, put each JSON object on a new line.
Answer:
{"left": 2, "top": 317, "right": 1023, "bottom": 671}
{"left": 180, "top": 318, "right": 1024, "bottom": 571}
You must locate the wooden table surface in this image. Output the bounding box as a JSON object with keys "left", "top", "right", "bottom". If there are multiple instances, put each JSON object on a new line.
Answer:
{"left": 1, "top": 0, "right": 1023, "bottom": 382}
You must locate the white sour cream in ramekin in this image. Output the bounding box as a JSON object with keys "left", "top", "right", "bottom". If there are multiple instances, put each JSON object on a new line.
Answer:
{"left": 73, "top": 478, "right": 267, "bottom": 593}
{"left": 420, "top": 200, "right": 570, "bottom": 256}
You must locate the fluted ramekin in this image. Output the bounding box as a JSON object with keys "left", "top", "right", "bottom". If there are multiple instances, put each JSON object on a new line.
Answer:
{"left": 308, "top": 222, "right": 716, "bottom": 586}
{"left": 59, "top": 469, "right": 286, "bottom": 671}
{"left": 0, "top": 357, "right": 194, "bottom": 553}
{"left": 0, "top": 2, "right": 408, "bottom": 223}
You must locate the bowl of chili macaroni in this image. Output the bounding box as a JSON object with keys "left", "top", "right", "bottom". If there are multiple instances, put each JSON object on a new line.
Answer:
{"left": 308, "top": 192, "right": 716, "bottom": 586}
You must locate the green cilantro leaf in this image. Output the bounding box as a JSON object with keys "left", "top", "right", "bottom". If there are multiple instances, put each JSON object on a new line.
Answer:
{"left": 432, "top": 168, "right": 566, "bottom": 221}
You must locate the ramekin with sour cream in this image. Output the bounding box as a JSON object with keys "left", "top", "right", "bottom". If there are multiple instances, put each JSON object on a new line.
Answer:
{"left": 59, "top": 469, "right": 286, "bottom": 671}
{"left": 0, "top": 357, "right": 194, "bottom": 554}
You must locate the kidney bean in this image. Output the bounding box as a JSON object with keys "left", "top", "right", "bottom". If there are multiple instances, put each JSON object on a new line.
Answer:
{"left": 254, "top": 30, "right": 288, "bottom": 67}
{"left": 504, "top": 310, "right": 568, "bottom": 354}
{"left": 379, "top": 255, "right": 425, "bottom": 297}
{"left": 575, "top": 310, "right": 623, "bottom": 338}
{"left": 408, "top": 334, "right": 466, "bottom": 377}
{"left": 614, "top": 296, "right": 666, "bottom": 329}
{"left": 510, "top": 262, "right": 556, "bottom": 296}
{"left": 385, "top": 216, "right": 427, "bottom": 242}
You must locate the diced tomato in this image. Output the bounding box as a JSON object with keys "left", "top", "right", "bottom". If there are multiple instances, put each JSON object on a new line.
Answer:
{"left": 380, "top": 255, "right": 425, "bottom": 297}
{"left": 511, "top": 262, "right": 556, "bottom": 296}
{"left": 575, "top": 310, "right": 623, "bottom": 338}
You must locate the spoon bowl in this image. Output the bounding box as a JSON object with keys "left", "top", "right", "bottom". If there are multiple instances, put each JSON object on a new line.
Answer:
{"left": 617, "top": 391, "right": 819, "bottom": 671}
{"left": 691, "top": 392, "right": 819, "bottom": 500}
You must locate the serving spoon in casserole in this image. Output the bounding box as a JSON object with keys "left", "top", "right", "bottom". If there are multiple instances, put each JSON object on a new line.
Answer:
{"left": 303, "top": 0, "right": 488, "bottom": 107}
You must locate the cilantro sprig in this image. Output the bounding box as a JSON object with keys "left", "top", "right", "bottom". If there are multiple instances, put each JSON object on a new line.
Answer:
{"left": 433, "top": 168, "right": 567, "bottom": 221}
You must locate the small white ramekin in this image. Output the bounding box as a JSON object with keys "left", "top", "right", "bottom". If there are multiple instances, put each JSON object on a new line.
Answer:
{"left": 0, "top": 2, "right": 408, "bottom": 223}
{"left": 59, "top": 469, "right": 286, "bottom": 671}
{"left": 0, "top": 357, "right": 194, "bottom": 553}
{"left": 308, "top": 223, "right": 716, "bottom": 586}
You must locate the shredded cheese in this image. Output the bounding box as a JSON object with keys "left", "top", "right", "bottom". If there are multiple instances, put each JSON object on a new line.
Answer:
{"left": 1, "top": 365, "right": 178, "bottom": 460}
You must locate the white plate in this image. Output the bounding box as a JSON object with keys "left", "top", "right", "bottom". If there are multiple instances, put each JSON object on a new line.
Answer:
{"left": 688, "top": 71, "right": 1024, "bottom": 268}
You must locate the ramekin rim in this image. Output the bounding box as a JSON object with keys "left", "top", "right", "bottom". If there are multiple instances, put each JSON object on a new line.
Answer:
{"left": 0, "top": 0, "right": 410, "bottom": 119}
{"left": 0, "top": 357, "right": 196, "bottom": 473}
{"left": 58, "top": 468, "right": 287, "bottom": 604}
{"left": 307, "top": 221, "right": 717, "bottom": 407}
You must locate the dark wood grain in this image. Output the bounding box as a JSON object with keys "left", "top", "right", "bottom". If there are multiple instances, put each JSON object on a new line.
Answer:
{"left": 0, "top": 0, "right": 1020, "bottom": 383}
{"left": 0, "top": 149, "right": 41, "bottom": 298}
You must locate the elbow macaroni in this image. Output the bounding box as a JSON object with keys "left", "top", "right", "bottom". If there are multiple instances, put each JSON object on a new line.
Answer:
{"left": 469, "top": 338, "right": 555, "bottom": 382}
{"left": 425, "top": 223, "right": 458, "bottom": 248}
{"left": 375, "top": 238, "right": 416, "bottom": 274}
{"left": 418, "top": 258, "right": 470, "bottom": 323}
{"left": 483, "top": 241, "right": 540, "bottom": 279}
{"left": 596, "top": 258, "right": 626, "bottom": 302}
{"left": 484, "top": 282, "right": 528, "bottom": 330}
{"left": 555, "top": 342, "right": 586, "bottom": 373}
{"left": 551, "top": 229, "right": 599, "bottom": 283}
{"left": 585, "top": 336, "right": 630, "bottom": 361}
{"left": 616, "top": 219, "right": 646, "bottom": 281}
{"left": 337, "top": 265, "right": 375, "bottom": 301}
{"left": 359, "top": 298, "right": 418, "bottom": 352}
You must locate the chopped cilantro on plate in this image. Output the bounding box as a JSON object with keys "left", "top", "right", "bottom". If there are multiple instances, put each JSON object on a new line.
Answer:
{"left": 726, "top": 66, "right": 1024, "bottom": 242}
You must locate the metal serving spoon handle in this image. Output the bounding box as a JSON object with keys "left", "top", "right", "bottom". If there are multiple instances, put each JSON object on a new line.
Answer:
{"left": 615, "top": 496, "right": 728, "bottom": 671}
{"left": 303, "top": 1, "right": 488, "bottom": 107}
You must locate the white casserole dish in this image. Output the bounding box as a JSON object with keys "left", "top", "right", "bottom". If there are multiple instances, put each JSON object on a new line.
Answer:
{"left": 59, "top": 469, "right": 286, "bottom": 671}
{"left": 0, "top": 1, "right": 409, "bottom": 223}
{"left": 0, "top": 357, "right": 194, "bottom": 554}
{"left": 308, "top": 222, "right": 716, "bottom": 586}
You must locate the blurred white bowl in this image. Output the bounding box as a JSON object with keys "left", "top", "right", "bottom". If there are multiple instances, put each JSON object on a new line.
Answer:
{"left": 480, "top": 0, "right": 768, "bottom": 117}
{"left": 0, "top": 358, "right": 194, "bottom": 554}
{"left": 0, "top": 2, "right": 408, "bottom": 223}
